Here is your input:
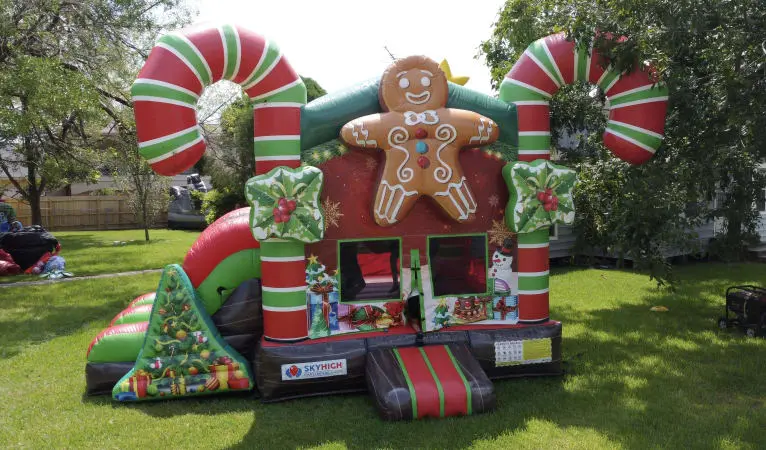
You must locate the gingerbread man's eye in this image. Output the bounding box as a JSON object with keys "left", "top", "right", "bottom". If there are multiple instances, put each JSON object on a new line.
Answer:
{"left": 398, "top": 77, "right": 410, "bottom": 89}
{"left": 421, "top": 76, "right": 431, "bottom": 87}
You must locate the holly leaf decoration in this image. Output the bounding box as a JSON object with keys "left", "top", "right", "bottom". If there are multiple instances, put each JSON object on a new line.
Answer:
{"left": 245, "top": 165, "right": 325, "bottom": 243}
{"left": 502, "top": 159, "right": 577, "bottom": 233}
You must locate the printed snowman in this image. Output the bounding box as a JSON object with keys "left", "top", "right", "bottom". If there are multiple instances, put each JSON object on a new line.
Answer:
{"left": 489, "top": 240, "right": 514, "bottom": 294}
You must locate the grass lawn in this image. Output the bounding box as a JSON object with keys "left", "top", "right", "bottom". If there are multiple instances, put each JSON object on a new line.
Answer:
{"left": 0, "top": 229, "right": 200, "bottom": 283}
{"left": 1, "top": 263, "right": 765, "bottom": 449}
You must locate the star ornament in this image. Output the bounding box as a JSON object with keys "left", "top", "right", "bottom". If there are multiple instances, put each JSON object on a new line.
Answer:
{"left": 502, "top": 160, "right": 577, "bottom": 233}
{"left": 439, "top": 59, "right": 470, "bottom": 86}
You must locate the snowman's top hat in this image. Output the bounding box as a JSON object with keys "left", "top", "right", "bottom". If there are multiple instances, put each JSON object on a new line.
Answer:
{"left": 498, "top": 237, "right": 514, "bottom": 256}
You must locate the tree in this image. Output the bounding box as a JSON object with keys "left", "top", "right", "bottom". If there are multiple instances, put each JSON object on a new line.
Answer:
{"left": 480, "top": 0, "right": 766, "bottom": 284}
{"left": 201, "top": 76, "right": 328, "bottom": 222}
{"left": 0, "top": 0, "right": 191, "bottom": 224}
{"left": 106, "top": 129, "right": 170, "bottom": 242}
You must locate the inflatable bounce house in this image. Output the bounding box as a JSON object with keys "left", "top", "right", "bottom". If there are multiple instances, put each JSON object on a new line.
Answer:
{"left": 85, "top": 25, "right": 667, "bottom": 420}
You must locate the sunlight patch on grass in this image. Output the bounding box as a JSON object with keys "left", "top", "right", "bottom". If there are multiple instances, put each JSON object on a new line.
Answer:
{"left": 472, "top": 419, "right": 622, "bottom": 449}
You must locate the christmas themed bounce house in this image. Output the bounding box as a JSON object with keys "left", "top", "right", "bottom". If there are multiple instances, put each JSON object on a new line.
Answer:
{"left": 85, "top": 24, "right": 668, "bottom": 420}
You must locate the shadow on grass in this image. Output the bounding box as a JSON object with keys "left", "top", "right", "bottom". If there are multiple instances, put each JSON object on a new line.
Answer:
{"left": 0, "top": 298, "right": 126, "bottom": 360}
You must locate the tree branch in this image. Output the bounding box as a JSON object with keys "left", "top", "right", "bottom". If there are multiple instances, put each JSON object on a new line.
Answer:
{"left": 0, "top": 158, "right": 29, "bottom": 199}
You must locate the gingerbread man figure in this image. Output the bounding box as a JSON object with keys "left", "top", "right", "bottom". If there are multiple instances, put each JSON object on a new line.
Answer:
{"left": 340, "top": 55, "right": 500, "bottom": 226}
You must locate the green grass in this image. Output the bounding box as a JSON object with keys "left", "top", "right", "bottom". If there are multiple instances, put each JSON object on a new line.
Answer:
{"left": 0, "top": 229, "right": 200, "bottom": 283}
{"left": 1, "top": 263, "right": 765, "bottom": 449}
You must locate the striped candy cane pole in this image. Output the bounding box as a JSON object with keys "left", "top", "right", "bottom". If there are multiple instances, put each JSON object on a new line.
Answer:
{"left": 500, "top": 32, "right": 669, "bottom": 322}
{"left": 132, "top": 24, "right": 308, "bottom": 341}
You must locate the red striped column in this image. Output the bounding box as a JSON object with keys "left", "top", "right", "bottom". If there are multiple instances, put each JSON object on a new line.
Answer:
{"left": 248, "top": 39, "right": 308, "bottom": 342}
{"left": 516, "top": 229, "right": 550, "bottom": 323}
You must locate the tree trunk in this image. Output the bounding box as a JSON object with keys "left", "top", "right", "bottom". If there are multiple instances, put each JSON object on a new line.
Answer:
{"left": 27, "top": 164, "right": 42, "bottom": 226}
{"left": 143, "top": 209, "right": 150, "bottom": 241}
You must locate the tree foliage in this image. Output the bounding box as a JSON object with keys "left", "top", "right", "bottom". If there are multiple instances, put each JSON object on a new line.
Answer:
{"left": 201, "top": 76, "right": 328, "bottom": 222}
{"left": 0, "top": 0, "right": 190, "bottom": 224}
{"left": 480, "top": 0, "right": 766, "bottom": 284}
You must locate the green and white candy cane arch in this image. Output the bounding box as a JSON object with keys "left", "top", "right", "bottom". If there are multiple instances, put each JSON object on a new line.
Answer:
{"left": 132, "top": 24, "right": 309, "bottom": 342}
{"left": 500, "top": 32, "right": 669, "bottom": 323}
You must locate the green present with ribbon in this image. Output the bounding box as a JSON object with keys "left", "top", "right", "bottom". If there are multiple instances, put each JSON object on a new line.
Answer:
{"left": 245, "top": 165, "right": 325, "bottom": 243}
{"left": 502, "top": 159, "right": 577, "bottom": 233}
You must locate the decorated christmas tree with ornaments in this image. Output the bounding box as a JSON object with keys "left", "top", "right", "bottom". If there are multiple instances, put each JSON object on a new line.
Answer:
{"left": 112, "top": 265, "right": 253, "bottom": 401}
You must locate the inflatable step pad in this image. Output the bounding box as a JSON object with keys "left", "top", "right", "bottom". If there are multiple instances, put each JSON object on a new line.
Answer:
{"left": 366, "top": 344, "right": 495, "bottom": 421}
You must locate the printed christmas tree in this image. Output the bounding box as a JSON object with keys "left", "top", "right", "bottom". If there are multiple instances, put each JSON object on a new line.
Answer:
{"left": 306, "top": 255, "right": 338, "bottom": 339}
{"left": 112, "top": 264, "right": 253, "bottom": 401}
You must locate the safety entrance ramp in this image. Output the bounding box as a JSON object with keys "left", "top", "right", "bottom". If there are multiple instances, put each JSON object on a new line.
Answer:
{"left": 366, "top": 344, "right": 495, "bottom": 420}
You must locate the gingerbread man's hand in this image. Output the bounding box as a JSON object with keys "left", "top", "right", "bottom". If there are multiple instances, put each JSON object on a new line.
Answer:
{"left": 467, "top": 114, "right": 500, "bottom": 146}
{"left": 442, "top": 109, "right": 500, "bottom": 147}
{"left": 340, "top": 114, "right": 386, "bottom": 149}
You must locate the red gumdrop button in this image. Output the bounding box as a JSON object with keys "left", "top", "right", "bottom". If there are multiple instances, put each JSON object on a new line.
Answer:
{"left": 417, "top": 156, "right": 430, "bottom": 169}
{"left": 415, "top": 128, "right": 428, "bottom": 139}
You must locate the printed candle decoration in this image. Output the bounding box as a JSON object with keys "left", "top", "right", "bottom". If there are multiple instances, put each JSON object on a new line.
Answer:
{"left": 502, "top": 159, "right": 577, "bottom": 234}
{"left": 245, "top": 165, "right": 325, "bottom": 243}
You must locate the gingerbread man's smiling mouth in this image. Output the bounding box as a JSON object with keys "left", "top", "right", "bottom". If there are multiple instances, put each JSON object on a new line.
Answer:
{"left": 405, "top": 91, "right": 431, "bottom": 105}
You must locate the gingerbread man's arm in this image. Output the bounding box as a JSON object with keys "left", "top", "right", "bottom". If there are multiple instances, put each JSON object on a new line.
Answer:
{"left": 340, "top": 114, "right": 389, "bottom": 149}
{"left": 445, "top": 109, "right": 500, "bottom": 147}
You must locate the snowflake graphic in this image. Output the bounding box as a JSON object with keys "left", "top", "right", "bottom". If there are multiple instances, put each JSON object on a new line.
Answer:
{"left": 488, "top": 194, "right": 500, "bottom": 208}
{"left": 322, "top": 198, "right": 344, "bottom": 230}
{"left": 365, "top": 157, "right": 378, "bottom": 171}
{"left": 488, "top": 219, "right": 515, "bottom": 246}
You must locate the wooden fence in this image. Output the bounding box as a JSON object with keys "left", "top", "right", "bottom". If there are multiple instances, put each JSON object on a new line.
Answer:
{"left": 4, "top": 196, "right": 167, "bottom": 231}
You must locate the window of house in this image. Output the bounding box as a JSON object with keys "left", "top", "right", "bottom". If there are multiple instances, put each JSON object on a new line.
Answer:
{"left": 338, "top": 238, "right": 401, "bottom": 302}
{"left": 427, "top": 234, "right": 487, "bottom": 297}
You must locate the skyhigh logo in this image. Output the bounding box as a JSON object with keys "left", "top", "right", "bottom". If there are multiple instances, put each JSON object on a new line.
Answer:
{"left": 281, "top": 359, "right": 347, "bottom": 381}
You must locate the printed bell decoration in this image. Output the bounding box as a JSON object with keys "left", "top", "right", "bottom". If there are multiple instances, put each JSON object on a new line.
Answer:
{"left": 245, "top": 165, "right": 325, "bottom": 243}
{"left": 502, "top": 159, "right": 577, "bottom": 233}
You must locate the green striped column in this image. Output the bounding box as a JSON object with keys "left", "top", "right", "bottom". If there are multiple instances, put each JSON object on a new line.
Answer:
{"left": 516, "top": 228, "right": 550, "bottom": 323}
{"left": 244, "top": 35, "right": 307, "bottom": 342}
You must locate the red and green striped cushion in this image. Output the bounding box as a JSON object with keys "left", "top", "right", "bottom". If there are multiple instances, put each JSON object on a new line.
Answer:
{"left": 367, "top": 344, "right": 495, "bottom": 420}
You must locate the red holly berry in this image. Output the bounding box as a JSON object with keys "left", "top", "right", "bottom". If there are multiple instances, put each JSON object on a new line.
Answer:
{"left": 278, "top": 204, "right": 289, "bottom": 214}
{"left": 415, "top": 128, "right": 428, "bottom": 139}
{"left": 545, "top": 193, "right": 554, "bottom": 203}
{"left": 287, "top": 200, "right": 297, "bottom": 211}
{"left": 278, "top": 198, "right": 287, "bottom": 207}
{"left": 545, "top": 188, "right": 553, "bottom": 195}
{"left": 543, "top": 203, "right": 553, "bottom": 212}
{"left": 551, "top": 197, "right": 559, "bottom": 211}
{"left": 536, "top": 192, "right": 546, "bottom": 202}
{"left": 417, "top": 156, "right": 430, "bottom": 169}
{"left": 274, "top": 214, "right": 283, "bottom": 224}
{"left": 280, "top": 213, "right": 291, "bottom": 223}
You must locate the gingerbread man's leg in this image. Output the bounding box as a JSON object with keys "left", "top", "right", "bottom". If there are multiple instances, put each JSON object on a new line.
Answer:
{"left": 374, "top": 180, "right": 419, "bottom": 226}
{"left": 432, "top": 175, "right": 477, "bottom": 222}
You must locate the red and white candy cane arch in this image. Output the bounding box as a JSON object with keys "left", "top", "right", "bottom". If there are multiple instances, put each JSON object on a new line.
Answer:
{"left": 132, "top": 24, "right": 310, "bottom": 342}
{"left": 500, "top": 32, "right": 669, "bottom": 164}
{"left": 500, "top": 32, "right": 669, "bottom": 324}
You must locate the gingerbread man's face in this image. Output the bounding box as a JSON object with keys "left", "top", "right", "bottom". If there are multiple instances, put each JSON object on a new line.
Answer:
{"left": 379, "top": 56, "right": 448, "bottom": 113}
